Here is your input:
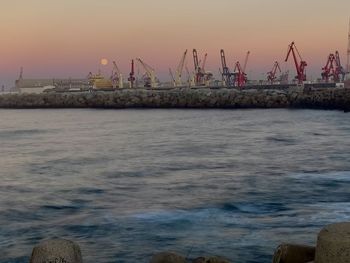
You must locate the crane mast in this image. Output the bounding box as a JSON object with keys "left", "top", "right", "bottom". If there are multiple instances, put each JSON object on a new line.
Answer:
{"left": 169, "top": 68, "right": 176, "bottom": 87}
{"left": 285, "top": 41, "right": 307, "bottom": 84}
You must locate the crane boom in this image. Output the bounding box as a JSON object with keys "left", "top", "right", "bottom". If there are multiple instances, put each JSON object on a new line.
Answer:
{"left": 243, "top": 51, "right": 250, "bottom": 73}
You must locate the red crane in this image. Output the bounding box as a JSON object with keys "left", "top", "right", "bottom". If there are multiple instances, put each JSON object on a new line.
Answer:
{"left": 267, "top": 61, "right": 281, "bottom": 84}
{"left": 128, "top": 59, "right": 135, "bottom": 88}
{"left": 193, "top": 49, "right": 206, "bottom": 86}
{"left": 321, "top": 53, "right": 336, "bottom": 82}
{"left": 285, "top": 42, "right": 307, "bottom": 84}
{"left": 233, "top": 61, "right": 246, "bottom": 88}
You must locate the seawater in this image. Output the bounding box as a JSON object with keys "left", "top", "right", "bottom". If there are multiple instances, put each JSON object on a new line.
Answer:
{"left": 0, "top": 109, "right": 350, "bottom": 263}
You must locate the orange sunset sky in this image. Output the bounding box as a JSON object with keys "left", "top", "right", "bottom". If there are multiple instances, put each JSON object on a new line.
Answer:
{"left": 0, "top": 0, "right": 349, "bottom": 87}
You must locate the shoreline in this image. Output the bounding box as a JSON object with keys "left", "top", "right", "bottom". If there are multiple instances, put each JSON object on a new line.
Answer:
{"left": 0, "top": 86, "right": 349, "bottom": 112}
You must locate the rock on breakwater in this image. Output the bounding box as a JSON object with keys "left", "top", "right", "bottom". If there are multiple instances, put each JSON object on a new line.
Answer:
{"left": 0, "top": 87, "right": 349, "bottom": 111}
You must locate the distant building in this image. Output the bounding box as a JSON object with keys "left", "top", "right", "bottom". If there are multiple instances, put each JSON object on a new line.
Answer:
{"left": 15, "top": 68, "right": 91, "bottom": 93}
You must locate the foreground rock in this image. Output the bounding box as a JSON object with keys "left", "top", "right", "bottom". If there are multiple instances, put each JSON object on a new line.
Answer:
{"left": 0, "top": 87, "right": 349, "bottom": 111}
{"left": 150, "top": 252, "right": 186, "bottom": 263}
{"left": 30, "top": 239, "right": 82, "bottom": 263}
{"left": 272, "top": 244, "right": 315, "bottom": 263}
{"left": 315, "top": 222, "right": 350, "bottom": 263}
{"left": 273, "top": 222, "right": 350, "bottom": 263}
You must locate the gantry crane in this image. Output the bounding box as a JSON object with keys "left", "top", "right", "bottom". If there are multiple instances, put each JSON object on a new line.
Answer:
{"left": 111, "top": 61, "right": 123, "bottom": 88}
{"left": 285, "top": 42, "right": 307, "bottom": 84}
{"left": 136, "top": 58, "right": 157, "bottom": 88}
{"left": 128, "top": 59, "right": 136, "bottom": 88}
{"left": 220, "top": 49, "right": 234, "bottom": 87}
{"left": 267, "top": 61, "right": 281, "bottom": 84}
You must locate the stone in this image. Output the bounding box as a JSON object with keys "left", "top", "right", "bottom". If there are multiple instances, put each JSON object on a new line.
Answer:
{"left": 272, "top": 243, "right": 315, "bottom": 263}
{"left": 150, "top": 252, "right": 186, "bottom": 263}
{"left": 30, "top": 239, "right": 83, "bottom": 263}
{"left": 314, "top": 222, "right": 350, "bottom": 263}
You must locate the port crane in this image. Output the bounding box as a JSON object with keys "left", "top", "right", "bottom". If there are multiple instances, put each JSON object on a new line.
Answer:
{"left": 169, "top": 50, "right": 188, "bottom": 87}
{"left": 233, "top": 51, "right": 250, "bottom": 88}
{"left": 128, "top": 59, "right": 136, "bottom": 88}
{"left": 321, "top": 53, "right": 336, "bottom": 82}
{"left": 267, "top": 61, "right": 281, "bottom": 84}
{"left": 220, "top": 49, "right": 234, "bottom": 87}
{"left": 321, "top": 51, "right": 346, "bottom": 82}
{"left": 335, "top": 51, "right": 346, "bottom": 82}
{"left": 285, "top": 42, "right": 307, "bottom": 84}
{"left": 193, "top": 49, "right": 204, "bottom": 86}
{"left": 136, "top": 58, "right": 157, "bottom": 88}
{"left": 111, "top": 61, "right": 123, "bottom": 88}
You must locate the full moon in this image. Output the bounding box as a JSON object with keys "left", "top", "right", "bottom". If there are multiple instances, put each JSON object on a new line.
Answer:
{"left": 100, "top": 58, "right": 108, "bottom": 66}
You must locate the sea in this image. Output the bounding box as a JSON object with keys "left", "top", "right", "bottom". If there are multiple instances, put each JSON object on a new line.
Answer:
{"left": 0, "top": 109, "right": 350, "bottom": 263}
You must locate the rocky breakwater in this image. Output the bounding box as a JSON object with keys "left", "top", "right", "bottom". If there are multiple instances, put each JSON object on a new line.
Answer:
{"left": 0, "top": 87, "right": 349, "bottom": 111}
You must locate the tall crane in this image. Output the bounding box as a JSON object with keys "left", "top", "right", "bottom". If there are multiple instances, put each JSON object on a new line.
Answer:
{"left": 192, "top": 49, "right": 203, "bottom": 85}
{"left": 136, "top": 58, "right": 157, "bottom": 88}
{"left": 233, "top": 61, "right": 246, "bottom": 88}
{"left": 335, "top": 51, "right": 346, "bottom": 82}
{"left": 111, "top": 61, "right": 123, "bottom": 88}
{"left": 220, "top": 49, "right": 234, "bottom": 87}
{"left": 267, "top": 61, "right": 281, "bottom": 84}
{"left": 128, "top": 59, "right": 135, "bottom": 88}
{"left": 321, "top": 53, "right": 335, "bottom": 82}
{"left": 285, "top": 41, "right": 307, "bottom": 84}
{"left": 169, "top": 50, "right": 188, "bottom": 87}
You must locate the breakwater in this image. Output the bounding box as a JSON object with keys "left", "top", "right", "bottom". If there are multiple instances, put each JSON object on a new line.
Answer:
{"left": 0, "top": 87, "right": 349, "bottom": 111}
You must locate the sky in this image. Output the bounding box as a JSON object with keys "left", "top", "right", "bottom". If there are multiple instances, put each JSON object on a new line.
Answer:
{"left": 0, "top": 0, "right": 349, "bottom": 87}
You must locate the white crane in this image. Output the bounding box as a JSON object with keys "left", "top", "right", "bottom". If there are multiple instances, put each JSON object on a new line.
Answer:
{"left": 174, "top": 50, "right": 188, "bottom": 87}
{"left": 136, "top": 58, "right": 157, "bottom": 88}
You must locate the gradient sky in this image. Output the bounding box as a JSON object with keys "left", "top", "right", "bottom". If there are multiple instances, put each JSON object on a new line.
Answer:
{"left": 0, "top": 0, "right": 349, "bottom": 87}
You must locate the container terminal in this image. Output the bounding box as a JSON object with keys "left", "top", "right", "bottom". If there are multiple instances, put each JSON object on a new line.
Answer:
{"left": 10, "top": 19, "right": 350, "bottom": 94}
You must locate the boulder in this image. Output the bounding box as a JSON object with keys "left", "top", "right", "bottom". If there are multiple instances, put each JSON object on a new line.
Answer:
{"left": 30, "top": 239, "right": 83, "bottom": 263}
{"left": 150, "top": 252, "right": 186, "bottom": 263}
{"left": 272, "top": 243, "right": 315, "bottom": 263}
{"left": 314, "top": 222, "right": 350, "bottom": 263}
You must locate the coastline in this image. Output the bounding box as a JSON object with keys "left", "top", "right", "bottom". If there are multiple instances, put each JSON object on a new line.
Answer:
{"left": 0, "top": 86, "right": 349, "bottom": 112}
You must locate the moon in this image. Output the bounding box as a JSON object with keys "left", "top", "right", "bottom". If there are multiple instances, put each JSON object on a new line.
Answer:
{"left": 100, "top": 58, "right": 108, "bottom": 66}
